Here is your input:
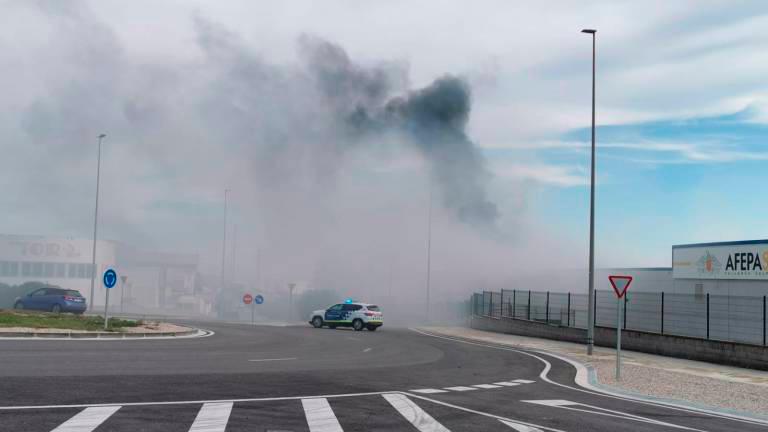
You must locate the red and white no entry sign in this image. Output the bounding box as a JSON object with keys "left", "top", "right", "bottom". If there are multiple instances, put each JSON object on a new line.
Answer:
{"left": 608, "top": 275, "right": 633, "bottom": 298}
{"left": 243, "top": 293, "right": 253, "bottom": 305}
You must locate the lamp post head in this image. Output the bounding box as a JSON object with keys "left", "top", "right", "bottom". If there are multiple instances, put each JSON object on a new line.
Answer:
{"left": 98, "top": 133, "right": 106, "bottom": 139}
{"left": 581, "top": 29, "right": 597, "bottom": 34}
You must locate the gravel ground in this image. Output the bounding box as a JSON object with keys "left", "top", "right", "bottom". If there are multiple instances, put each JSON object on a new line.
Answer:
{"left": 424, "top": 326, "right": 768, "bottom": 416}
{"left": 594, "top": 358, "right": 768, "bottom": 414}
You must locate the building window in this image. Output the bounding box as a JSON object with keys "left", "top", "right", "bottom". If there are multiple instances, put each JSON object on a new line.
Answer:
{"left": 21, "top": 262, "right": 31, "bottom": 277}
{"left": 56, "top": 263, "right": 66, "bottom": 278}
{"left": 7, "top": 262, "right": 18, "bottom": 277}
{"left": 44, "top": 262, "right": 55, "bottom": 278}
{"left": 32, "top": 262, "right": 43, "bottom": 277}
{"left": 695, "top": 283, "right": 704, "bottom": 299}
{"left": 77, "top": 263, "right": 86, "bottom": 279}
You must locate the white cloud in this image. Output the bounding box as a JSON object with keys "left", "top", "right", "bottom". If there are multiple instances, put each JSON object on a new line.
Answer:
{"left": 491, "top": 162, "right": 588, "bottom": 187}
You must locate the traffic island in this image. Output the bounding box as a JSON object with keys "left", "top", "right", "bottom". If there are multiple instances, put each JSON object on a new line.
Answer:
{"left": 0, "top": 310, "right": 200, "bottom": 338}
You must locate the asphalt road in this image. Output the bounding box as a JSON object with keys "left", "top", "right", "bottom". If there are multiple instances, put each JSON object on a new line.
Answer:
{"left": 0, "top": 321, "right": 765, "bottom": 432}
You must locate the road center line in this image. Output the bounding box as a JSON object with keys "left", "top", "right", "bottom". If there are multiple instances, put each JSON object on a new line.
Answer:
{"left": 247, "top": 357, "right": 297, "bottom": 362}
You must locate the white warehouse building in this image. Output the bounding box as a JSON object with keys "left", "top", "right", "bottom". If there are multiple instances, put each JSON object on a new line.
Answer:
{"left": 0, "top": 234, "right": 208, "bottom": 314}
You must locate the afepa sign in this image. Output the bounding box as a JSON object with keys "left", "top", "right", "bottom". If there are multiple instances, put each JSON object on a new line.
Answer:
{"left": 672, "top": 240, "right": 768, "bottom": 280}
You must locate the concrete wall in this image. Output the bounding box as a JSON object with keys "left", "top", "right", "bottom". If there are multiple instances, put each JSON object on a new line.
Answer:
{"left": 470, "top": 315, "right": 768, "bottom": 371}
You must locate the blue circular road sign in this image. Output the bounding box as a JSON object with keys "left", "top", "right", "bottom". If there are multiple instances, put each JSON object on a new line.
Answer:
{"left": 254, "top": 294, "right": 264, "bottom": 305}
{"left": 103, "top": 268, "right": 117, "bottom": 289}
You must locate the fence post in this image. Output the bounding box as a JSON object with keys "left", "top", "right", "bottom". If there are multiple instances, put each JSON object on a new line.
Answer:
{"left": 623, "top": 295, "right": 628, "bottom": 330}
{"left": 546, "top": 291, "right": 550, "bottom": 324}
{"left": 661, "top": 292, "right": 665, "bottom": 335}
{"left": 512, "top": 289, "right": 517, "bottom": 319}
{"left": 593, "top": 290, "right": 598, "bottom": 327}
{"left": 528, "top": 290, "right": 532, "bottom": 320}
{"left": 706, "top": 293, "right": 710, "bottom": 340}
{"left": 500, "top": 290, "right": 506, "bottom": 317}
{"left": 489, "top": 292, "right": 494, "bottom": 318}
{"left": 763, "top": 295, "right": 766, "bottom": 346}
{"left": 567, "top": 292, "right": 571, "bottom": 327}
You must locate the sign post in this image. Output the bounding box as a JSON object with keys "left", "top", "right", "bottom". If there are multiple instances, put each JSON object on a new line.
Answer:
{"left": 103, "top": 268, "right": 117, "bottom": 330}
{"left": 120, "top": 275, "right": 128, "bottom": 313}
{"left": 243, "top": 293, "right": 254, "bottom": 324}
{"left": 608, "top": 275, "right": 632, "bottom": 381}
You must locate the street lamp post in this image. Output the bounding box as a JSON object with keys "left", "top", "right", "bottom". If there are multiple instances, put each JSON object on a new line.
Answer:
{"left": 88, "top": 133, "right": 106, "bottom": 311}
{"left": 425, "top": 176, "right": 433, "bottom": 322}
{"left": 221, "top": 189, "right": 230, "bottom": 293}
{"left": 582, "top": 28, "right": 597, "bottom": 355}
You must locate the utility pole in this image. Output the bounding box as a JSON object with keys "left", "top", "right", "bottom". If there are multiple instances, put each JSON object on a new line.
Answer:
{"left": 89, "top": 133, "right": 106, "bottom": 310}
{"left": 581, "top": 28, "right": 598, "bottom": 355}
{"left": 425, "top": 176, "right": 433, "bottom": 323}
{"left": 221, "top": 189, "right": 230, "bottom": 294}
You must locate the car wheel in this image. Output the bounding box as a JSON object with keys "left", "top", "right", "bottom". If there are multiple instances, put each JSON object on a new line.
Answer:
{"left": 311, "top": 316, "right": 323, "bottom": 328}
{"left": 352, "top": 319, "right": 364, "bottom": 331}
{"left": 51, "top": 304, "right": 62, "bottom": 314}
{"left": 367, "top": 325, "right": 378, "bottom": 331}
{"left": 13, "top": 302, "right": 24, "bottom": 310}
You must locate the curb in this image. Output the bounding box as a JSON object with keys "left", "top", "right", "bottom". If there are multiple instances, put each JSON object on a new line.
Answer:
{"left": 0, "top": 328, "right": 200, "bottom": 339}
{"left": 415, "top": 327, "right": 768, "bottom": 426}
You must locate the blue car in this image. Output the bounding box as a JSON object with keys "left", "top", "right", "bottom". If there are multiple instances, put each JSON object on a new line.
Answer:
{"left": 14, "top": 287, "right": 87, "bottom": 314}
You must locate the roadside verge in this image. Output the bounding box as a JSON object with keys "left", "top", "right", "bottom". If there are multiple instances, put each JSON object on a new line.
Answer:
{"left": 417, "top": 326, "right": 768, "bottom": 423}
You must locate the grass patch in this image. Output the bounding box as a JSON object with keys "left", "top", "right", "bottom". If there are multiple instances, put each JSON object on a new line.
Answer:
{"left": 0, "top": 310, "right": 142, "bottom": 332}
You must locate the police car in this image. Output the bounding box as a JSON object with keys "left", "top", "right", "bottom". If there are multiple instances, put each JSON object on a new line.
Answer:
{"left": 309, "top": 301, "right": 383, "bottom": 331}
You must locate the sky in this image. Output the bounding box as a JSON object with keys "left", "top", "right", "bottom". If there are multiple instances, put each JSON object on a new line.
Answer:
{"left": 2, "top": 0, "right": 768, "bottom": 298}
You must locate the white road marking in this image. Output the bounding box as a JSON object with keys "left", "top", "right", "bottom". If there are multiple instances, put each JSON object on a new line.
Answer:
{"left": 512, "top": 379, "right": 535, "bottom": 384}
{"left": 494, "top": 382, "right": 522, "bottom": 387}
{"left": 403, "top": 392, "right": 566, "bottom": 432}
{"left": 473, "top": 384, "right": 502, "bottom": 389}
{"left": 363, "top": 348, "right": 372, "bottom": 353}
{"left": 383, "top": 393, "right": 450, "bottom": 432}
{"left": 247, "top": 357, "right": 297, "bottom": 362}
{"left": 522, "top": 400, "right": 574, "bottom": 407}
{"left": 411, "top": 328, "right": 768, "bottom": 428}
{"left": 188, "top": 402, "right": 233, "bottom": 432}
{"left": 522, "top": 400, "right": 702, "bottom": 431}
{"left": 443, "top": 386, "right": 477, "bottom": 392}
{"left": 50, "top": 406, "right": 121, "bottom": 432}
{"left": 500, "top": 420, "right": 544, "bottom": 431}
{"left": 410, "top": 389, "right": 449, "bottom": 394}
{"left": 302, "top": 398, "right": 343, "bottom": 432}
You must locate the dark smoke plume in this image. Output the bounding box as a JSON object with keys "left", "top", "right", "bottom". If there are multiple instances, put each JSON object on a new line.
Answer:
{"left": 299, "top": 36, "right": 499, "bottom": 226}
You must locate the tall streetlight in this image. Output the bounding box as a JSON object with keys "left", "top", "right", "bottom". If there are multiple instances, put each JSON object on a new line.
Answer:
{"left": 582, "top": 28, "right": 597, "bottom": 355}
{"left": 425, "top": 176, "right": 433, "bottom": 322}
{"left": 88, "top": 133, "right": 106, "bottom": 310}
{"left": 221, "top": 189, "right": 231, "bottom": 293}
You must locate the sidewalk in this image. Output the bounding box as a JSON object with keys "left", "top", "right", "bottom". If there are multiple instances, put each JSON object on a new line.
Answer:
{"left": 423, "top": 326, "right": 768, "bottom": 416}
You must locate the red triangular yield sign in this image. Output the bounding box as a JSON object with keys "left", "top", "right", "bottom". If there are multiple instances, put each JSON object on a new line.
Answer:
{"left": 609, "top": 275, "right": 633, "bottom": 298}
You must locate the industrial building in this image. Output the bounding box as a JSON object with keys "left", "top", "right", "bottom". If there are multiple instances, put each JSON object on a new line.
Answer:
{"left": 0, "top": 234, "right": 210, "bottom": 314}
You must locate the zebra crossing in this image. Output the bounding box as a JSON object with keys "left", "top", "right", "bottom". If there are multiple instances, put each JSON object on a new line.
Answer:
{"left": 10, "top": 391, "right": 553, "bottom": 432}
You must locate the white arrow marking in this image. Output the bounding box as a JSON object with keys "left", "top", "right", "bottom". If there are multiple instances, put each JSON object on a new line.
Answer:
{"left": 500, "top": 420, "right": 544, "bottom": 432}
{"left": 522, "top": 400, "right": 703, "bottom": 431}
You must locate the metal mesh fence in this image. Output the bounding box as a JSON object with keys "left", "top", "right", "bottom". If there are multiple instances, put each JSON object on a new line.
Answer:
{"left": 471, "top": 290, "right": 767, "bottom": 347}
{"left": 664, "top": 293, "right": 707, "bottom": 339}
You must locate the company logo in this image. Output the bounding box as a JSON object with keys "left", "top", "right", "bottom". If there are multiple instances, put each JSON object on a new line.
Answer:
{"left": 724, "top": 251, "right": 766, "bottom": 272}
{"left": 696, "top": 251, "right": 722, "bottom": 274}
